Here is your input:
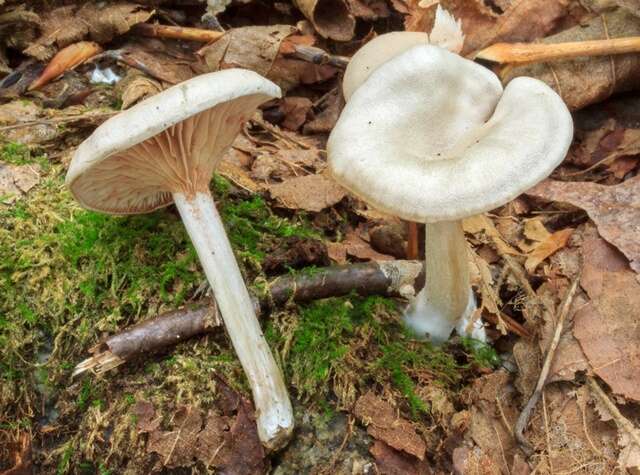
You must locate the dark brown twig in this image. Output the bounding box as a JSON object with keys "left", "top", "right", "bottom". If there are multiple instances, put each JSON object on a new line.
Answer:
{"left": 514, "top": 275, "right": 580, "bottom": 455}
{"left": 74, "top": 260, "right": 424, "bottom": 375}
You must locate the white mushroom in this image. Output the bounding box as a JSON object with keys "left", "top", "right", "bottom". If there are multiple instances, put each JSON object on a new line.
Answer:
{"left": 328, "top": 45, "right": 573, "bottom": 343}
{"left": 342, "top": 5, "right": 463, "bottom": 101}
{"left": 66, "top": 69, "right": 293, "bottom": 449}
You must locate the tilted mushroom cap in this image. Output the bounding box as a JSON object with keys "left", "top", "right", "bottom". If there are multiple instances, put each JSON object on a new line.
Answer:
{"left": 66, "top": 69, "right": 280, "bottom": 215}
{"left": 328, "top": 45, "right": 573, "bottom": 223}
{"left": 342, "top": 6, "right": 464, "bottom": 101}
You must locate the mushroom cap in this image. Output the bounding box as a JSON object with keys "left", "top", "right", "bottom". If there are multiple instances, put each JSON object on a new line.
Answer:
{"left": 342, "top": 7, "right": 463, "bottom": 101}
{"left": 343, "top": 32, "right": 430, "bottom": 101}
{"left": 328, "top": 45, "right": 573, "bottom": 223}
{"left": 66, "top": 69, "right": 281, "bottom": 215}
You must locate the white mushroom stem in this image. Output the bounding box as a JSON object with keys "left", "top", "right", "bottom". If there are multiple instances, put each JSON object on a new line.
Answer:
{"left": 403, "top": 220, "right": 486, "bottom": 344}
{"left": 173, "top": 190, "right": 293, "bottom": 450}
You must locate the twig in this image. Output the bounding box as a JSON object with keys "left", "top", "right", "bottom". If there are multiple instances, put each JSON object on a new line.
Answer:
{"left": 587, "top": 376, "right": 640, "bottom": 449}
{"left": 514, "top": 275, "right": 580, "bottom": 456}
{"left": 133, "top": 23, "right": 224, "bottom": 43}
{"left": 0, "top": 111, "right": 117, "bottom": 132}
{"left": 132, "top": 22, "right": 349, "bottom": 69}
{"left": 406, "top": 222, "right": 419, "bottom": 260}
{"left": 73, "top": 260, "right": 424, "bottom": 375}
{"left": 475, "top": 36, "right": 640, "bottom": 64}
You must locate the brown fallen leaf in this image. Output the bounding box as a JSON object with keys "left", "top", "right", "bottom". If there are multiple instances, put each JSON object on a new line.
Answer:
{"left": 524, "top": 227, "right": 573, "bottom": 273}
{"left": 573, "top": 237, "right": 640, "bottom": 402}
{"left": 328, "top": 228, "right": 396, "bottom": 264}
{"left": 117, "top": 70, "right": 162, "bottom": 109}
{"left": 263, "top": 237, "right": 329, "bottom": 274}
{"left": 347, "top": 0, "right": 391, "bottom": 20}
{"left": 28, "top": 41, "right": 102, "bottom": 91}
{"left": 0, "top": 162, "right": 40, "bottom": 204}
{"left": 528, "top": 176, "right": 640, "bottom": 277}
{"left": 24, "top": 3, "right": 153, "bottom": 60}
{"left": 120, "top": 40, "right": 195, "bottom": 85}
{"left": 369, "top": 440, "right": 432, "bottom": 475}
{"left": 292, "top": 0, "right": 356, "bottom": 41}
{"left": 354, "top": 391, "right": 426, "bottom": 460}
{"left": 463, "top": 214, "right": 520, "bottom": 256}
{"left": 278, "top": 96, "right": 313, "bottom": 131}
{"left": 501, "top": 9, "right": 640, "bottom": 110}
{"left": 0, "top": 432, "right": 32, "bottom": 475}
{"left": 267, "top": 174, "right": 346, "bottom": 212}
{"left": 147, "top": 405, "right": 203, "bottom": 468}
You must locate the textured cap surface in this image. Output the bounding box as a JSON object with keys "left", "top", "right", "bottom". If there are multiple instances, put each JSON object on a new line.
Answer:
{"left": 66, "top": 69, "right": 281, "bottom": 214}
{"left": 328, "top": 45, "right": 573, "bottom": 223}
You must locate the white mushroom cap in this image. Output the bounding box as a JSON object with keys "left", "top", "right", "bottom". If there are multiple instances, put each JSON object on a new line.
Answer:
{"left": 66, "top": 69, "right": 281, "bottom": 215}
{"left": 342, "top": 6, "right": 464, "bottom": 101}
{"left": 328, "top": 45, "right": 574, "bottom": 223}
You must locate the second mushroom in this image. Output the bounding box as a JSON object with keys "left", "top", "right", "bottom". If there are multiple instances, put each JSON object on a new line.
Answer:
{"left": 66, "top": 69, "right": 293, "bottom": 450}
{"left": 328, "top": 44, "right": 573, "bottom": 344}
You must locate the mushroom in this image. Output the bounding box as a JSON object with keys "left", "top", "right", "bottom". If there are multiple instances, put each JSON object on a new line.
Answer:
{"left": 328, "top": 45, "right": 573, "bottom": 343}
{"left": 342, "top": 5, "right": 464, "bottom": 101}
{"left": 66, "top": 69, "right": 293, "bottom": 449}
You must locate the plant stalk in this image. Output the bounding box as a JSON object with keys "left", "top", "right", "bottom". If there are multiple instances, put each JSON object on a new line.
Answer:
{"left": 173, "top": 191, "right": 293, "bottom": 451}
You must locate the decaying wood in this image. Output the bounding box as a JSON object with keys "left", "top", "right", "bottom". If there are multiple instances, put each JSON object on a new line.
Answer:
{"left": 514, "top": 275, "right": 580, "bottom": 455}
{"left": 476, "top": 36, "right": 640, "bottom": 64}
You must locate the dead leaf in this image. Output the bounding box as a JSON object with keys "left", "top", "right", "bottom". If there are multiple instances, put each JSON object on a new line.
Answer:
{"left": 369, "top": 440, "right": 432, "bottom": 475}
{"left": 347, "top": 0, "right": 391, "bottom": 20}
{"left": 117, "top": 71, "right": 162, "bottom": 109}
{"left": 573, "top": 237, "right": 640, "bottom": 402}
{"left": 354, "top": 391, "right": 426, "bottom": 460}
{"left": 29, "top": 41, "right": 102, "bottom": 91}
{"left": 268, "top": 174, "right": 346, "bottom": 212}
{"left": 263, "top": 236, "right": 330, "bottom": 274}
{"left": 133, "top": 401, "right": 161, "bottom": 433}
{"left": 501, "top": 9, "right": 640, "bottom": 110}
{"left": 197, "top": 25, "right": 295, "bottom": 79}
{"left": 524, "top": 228, "right": 573, "bottom": 272}
{"left": 147, "top": 405, "right": 203, "bottom": 468}
{"left": 0, "top": 162, "right": 40, "bottom": 204}
{"left": 528, "top": 176, "right": 640, "bottom": 277}
{"left": 279, "top": 97, "right": 313, "bottom": 131}
{"left": 292, "top": 0, "right": 356, "bottom": 41}
{"left": 120, "top": 40, "right": 195, "bottom": 84}
{"left": 463, "top": 214, "right": 520, "bottom": 256}
{"left": 24, "top": 3, "right": 153, "bottom": 60}
{"left": 303, "top": 88, "right": 344, "bottom": 134}
{"left": 328, "top": 228, "right": 396, "bottom": 263}
{"left": 194, "top": 411, "right": 229, "bottom": 467}
{"left": 568, "top": 119, "right": 640, "bottom": 170}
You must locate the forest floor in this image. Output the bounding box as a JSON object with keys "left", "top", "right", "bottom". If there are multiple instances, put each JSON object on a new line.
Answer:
{"left": 1, "top": 1, "right": 640, "bottom": 474}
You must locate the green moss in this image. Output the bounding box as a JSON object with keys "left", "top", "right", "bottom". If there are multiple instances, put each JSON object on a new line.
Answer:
{"left": 461, "top": 337, "right": 501, "bottom": 368}
{"left": 1, "top": 142, "right": 50, "bottom": 170}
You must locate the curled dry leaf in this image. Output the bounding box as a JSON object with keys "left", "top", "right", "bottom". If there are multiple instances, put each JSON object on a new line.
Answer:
{"left": 117, "top": 71, "right": 162, "bottom": 109}
{"left": 528, "top": 176, "right": 640, "bottom": 277}
{"left": 327, "top": 228, "right": 396, "bottom": 264}
{"left": 524, "top": 227, "right": 573, "bottom": 273}
{"left": 501, "top": 9, "right": 640, "bottom": 110}
{"left": 28, "top": 41, "right": 102, "bottom": 91}
{"left": 573, "top": 237, "right": 640, "bottom": 402}
{"left": 267, "top": 173, "right": 346, "bottom": 212}
{"left": 292, "top": 0, "right": 356, "bottom": 41}
{"left": 197, "top": 26, "right": 337, "bottom": 91}
{"left": 354, "top": 391, "right": 426, "bottom": 460}
{"left": 24, "top": 3, "right": 153, "bottom": 60}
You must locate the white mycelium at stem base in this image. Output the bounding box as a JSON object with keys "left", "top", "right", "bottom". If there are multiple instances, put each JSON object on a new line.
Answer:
{"left": 65, "top": 69, "right": 294, "bottom": 449}
{"left": 173, "top": 191, "right": 293, "bottom": 445}
{"left": 404, "top": 221, "right": 485, "bottom": 343}
{"left": 328, "top": 45, "right": 573, "bottom": 343}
